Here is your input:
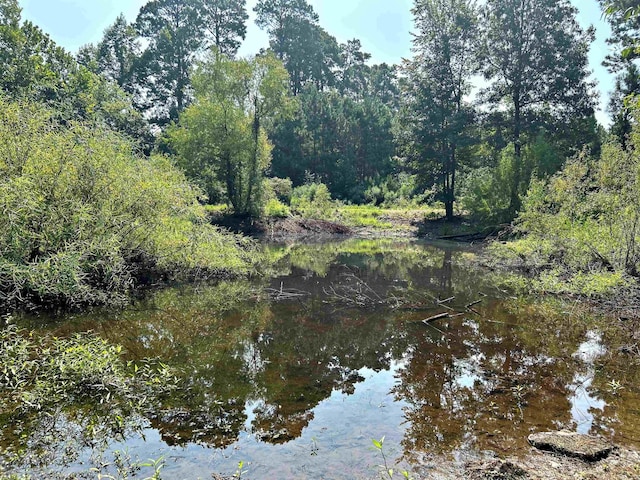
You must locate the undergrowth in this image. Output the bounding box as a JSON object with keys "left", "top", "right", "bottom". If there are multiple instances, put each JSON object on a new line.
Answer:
{"left": 0, "top": 98, "right": 257, "bottom": 310}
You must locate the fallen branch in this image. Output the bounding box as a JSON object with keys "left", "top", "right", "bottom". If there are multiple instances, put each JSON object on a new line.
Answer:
{"left": 466, "top": 299, "right": 483, "bottom": 309}
{"left": 422, "top": 312, "right": 450, "bottom": 324}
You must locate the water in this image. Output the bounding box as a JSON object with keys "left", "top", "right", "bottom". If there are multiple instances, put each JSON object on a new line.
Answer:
{"left": 4, "top": 239, "right": 640, "bottom": 479}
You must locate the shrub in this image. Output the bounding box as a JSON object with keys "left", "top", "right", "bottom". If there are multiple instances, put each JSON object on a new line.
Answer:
{"left": 266, "top": 177, "right": 293, "bottom": 204}
{"left": 0, "top": 98, "right": 256, "bottom": 308}
{"left": 264, "top": 198, "right": 291, "bottom": 218}
{"left": 493, "top": 113, "right": 640, "bottom": 296}
{"left": 290, "top": 182, "right": 335, "bottom": 219}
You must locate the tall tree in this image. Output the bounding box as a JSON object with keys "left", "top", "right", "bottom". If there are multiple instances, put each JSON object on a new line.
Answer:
{"left": 95, "top": 14, "right": 140, "bottom": 91}
{"left": 599, "top": 0, "right": 640, "bottom": 70}
{"left": 198, "top": 0, "right": 248, "bottom": 57}
{"left": 254, "top": 0, "right": 339, "bottom": 95}
{"left": 600, "top": 1, "right": 640, "bottom": 146}
{"left": 135, "top": 0, "right": 203, "bottom": 125}
{"left": 168, "top": 51, "right": 293, "bottom": 215}
{"left": 337, "top": 39, "right": 371, "bottom": 97}
{"left": 609, "top": 64, "right": 640, "bottom": 149}
{"left": 254, "top": 0, "right": 318, "bottom": 55}
{"left": 481, "top": 0, "right": 595, "bottom": 215}
{"left": 400, "top": 0, "right": 479, "bottom": 220}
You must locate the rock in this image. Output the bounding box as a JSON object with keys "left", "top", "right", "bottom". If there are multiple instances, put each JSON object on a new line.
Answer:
{"left": 465, "top": 459, "right": 529, "bottom": 479}
{"left": 528, "top": 431, "right": 614, "bottom": 461}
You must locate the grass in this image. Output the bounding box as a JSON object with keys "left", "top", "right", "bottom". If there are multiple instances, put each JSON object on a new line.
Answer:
{"left": 336, "top": 204, "right": 445, "bottom": 230}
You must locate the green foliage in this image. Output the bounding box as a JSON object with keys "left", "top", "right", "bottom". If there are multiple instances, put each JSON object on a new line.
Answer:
{"left": 0, "top": 327, "right": 175, "bottom": 412}
{"left": 290, "top": 182, "right": 335, "bottom": 219}
{"left": 198, "top": 0, "right": 249, "bottom": 58}
{"left": 264, "top": 198, "right": 291, "bottom": 218}
{"left": 271, "top": 83, "right": 397, "bottom": 203}
{"left": 399, "top": 0, "right": 479, "bottom": 220}
{"left": 254, "top": 0, "right": 335, "bottom": 95}
{"left": 493, "top": 110, "right": 640, "bottom": 296}
{"left": 168, "top": 50, "right": 293, "bottom": 217}
{"left": 0, "top": 5, "right": 147, "bottom": 143}
{"left": 363, "top": 173, "right": 427, "bottom": 208}
{"left": 0, "top": 325, "right": 178, "bottom": 477}
{"left": 336, "top": 205, "right": 394, "bottom": 229}
{"left": 0, "top": 98, "right": 255, "bottom": 308}
{"left": 460, "top": 148, "right": 516, "bottom": 225}
{"left": 134, "top": 0, "right": 203, "bottom": 124}
{"left": 265, "top": 176, "right": 293, "bottom": 204}
{"left": 482, "top": 0, "right": 595, "bottom": 215}
{"left": 600, "top": 0, "right": 640, "bottom": 70}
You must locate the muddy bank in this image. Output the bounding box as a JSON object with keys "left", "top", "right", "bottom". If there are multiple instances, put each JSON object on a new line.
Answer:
{"left": 461, "top": 446, "right": 640, "bottom": 480}
{"left": 213, "top": 215, "right": 352, "bottom": 239}
{"left": 213, "top": 212, "right": 502, "bottom": 241}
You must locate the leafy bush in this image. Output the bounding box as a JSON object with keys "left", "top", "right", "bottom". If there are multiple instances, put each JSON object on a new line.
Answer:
{"left": 492, "top": 112, "right": 640, "bottom": 296}
{"left": 266, "top": 177, "right": 293, "bottom": 204}
{"left": 462, "top": 136, "right": 564, "bottom": 225}
{"left": 460, "top": 150, "right": 515, "bottom": 225}
{"left": 0, "top": 325, "right": 177, "bottom": 475}
{"left": 0, "top": 98, "right": 256, "bottom": 308}
{"left": 264, "top": 198, "right": 291, "bottom": 218}
{"left": 290, "top": 182, "right": 335, "bottom": 219}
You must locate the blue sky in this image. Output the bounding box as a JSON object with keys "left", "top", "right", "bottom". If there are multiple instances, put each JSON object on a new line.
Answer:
{"left": 19, "top": 0, "right": 614, "bottom": 125}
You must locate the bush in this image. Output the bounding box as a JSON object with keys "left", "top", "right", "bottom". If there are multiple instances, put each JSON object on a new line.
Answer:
{"left": 264, "top": 198, "right": 291, "bottom": 218}
{"left": 266, "top": 177, "right": 293, "bottom": 204}
{"left": 290, "top": 182, "right": 335, "bottom": 219}
{"left": 493, "top": 113, "right": 640, "bottom": 296}
{"left": 0, "top": 98, "right": 256, "bottom": 308}
{"left": 460, "top": 149, "right": 515, "bottom": 225}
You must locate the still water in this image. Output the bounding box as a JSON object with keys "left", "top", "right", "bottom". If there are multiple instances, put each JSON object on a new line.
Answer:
{"left": 5, "top": 239, "right": 640, "bottom": 478}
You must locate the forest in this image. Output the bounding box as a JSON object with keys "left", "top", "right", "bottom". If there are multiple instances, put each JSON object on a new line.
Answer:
{"left": 0, "top": 0, "right": 639, "bottom": 305}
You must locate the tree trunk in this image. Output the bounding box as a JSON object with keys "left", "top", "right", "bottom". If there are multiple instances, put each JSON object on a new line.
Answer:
{"left": 510, "top": 95, "right": 522, "bottom": 216}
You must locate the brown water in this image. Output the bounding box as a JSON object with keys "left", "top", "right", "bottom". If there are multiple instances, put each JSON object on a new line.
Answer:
{"left": 5, "top": 239, "right": 640, "bottom": 479}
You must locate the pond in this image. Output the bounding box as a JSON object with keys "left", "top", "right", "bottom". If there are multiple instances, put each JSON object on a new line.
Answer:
{"left": 3, "top": 239, "right": 640, "bottom": 479}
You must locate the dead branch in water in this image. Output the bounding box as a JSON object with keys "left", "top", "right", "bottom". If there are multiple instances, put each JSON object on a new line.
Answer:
{"left": 264, "top": 282, "right": 310, "bottom": 300}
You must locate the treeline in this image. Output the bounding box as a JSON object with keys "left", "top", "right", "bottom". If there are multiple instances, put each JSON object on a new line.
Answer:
{"left": 0, "top": 0, "right": 639, "bottom": 305}
{"left": 0, "top": 0, "right": 610, "bottom": 220}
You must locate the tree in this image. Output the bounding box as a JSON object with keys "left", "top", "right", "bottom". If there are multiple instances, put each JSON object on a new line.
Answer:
{"left": 609, "top": 64, "right": 640, "bottom": 149}
{"left": 599, "top": 0, "right": 640, "bottom": 70}
{"left": 400, "top": 0, "right": 479, "bottom": 220}
{"left": 0, "top": 0, "right": 73, "bottom": 98}
{"left": 168, "top": 51, "right": 293, "bottom": 216}
{"left": 600, "top": 1, "right": 640, "bottom": 147}
{"left": 0, "top": 1, "right": 147, "bottom": 142}
{"left": 254, "top": 0, "right": 318, "bottom": 55}
{"left": 481, "top": 0, "right": 595, "bottom": 215}
{"left": 95, "top": 14, "right": 140, "bottom": 91}
{"left": 254, "top": 0, "right": 339, "bottom": 95}
{"left": 198, "top": 0, "right": 248, "bottom": 57}
{"left": 135, "top": 0, "right": 203, "bottom": 125}
{"left": 337, "top": 39, "right": 371, "bottom": 97}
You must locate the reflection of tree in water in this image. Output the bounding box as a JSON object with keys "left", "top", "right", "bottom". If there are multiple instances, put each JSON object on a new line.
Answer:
{"left": 13, "top": 239, "right": 637, "bottom": 470}
{"left": 394, "top": 301, "right": 602, "bottom": 461}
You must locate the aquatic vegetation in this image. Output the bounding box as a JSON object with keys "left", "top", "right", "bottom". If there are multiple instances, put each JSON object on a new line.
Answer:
{"left": 0, "top": 326, "right": 178, "bottom": 477}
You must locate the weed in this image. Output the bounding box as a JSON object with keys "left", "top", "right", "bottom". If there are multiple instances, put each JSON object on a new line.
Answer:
{"left": 371, "top": 437, "right": 413, "bottom": 480}
{"left": 233, "top": 461, "right": 247, "bottom": 479}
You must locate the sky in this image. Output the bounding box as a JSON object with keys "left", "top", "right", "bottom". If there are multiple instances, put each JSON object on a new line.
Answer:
{"left": 19, "top": 0, "right": 615, "bottom": 125}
